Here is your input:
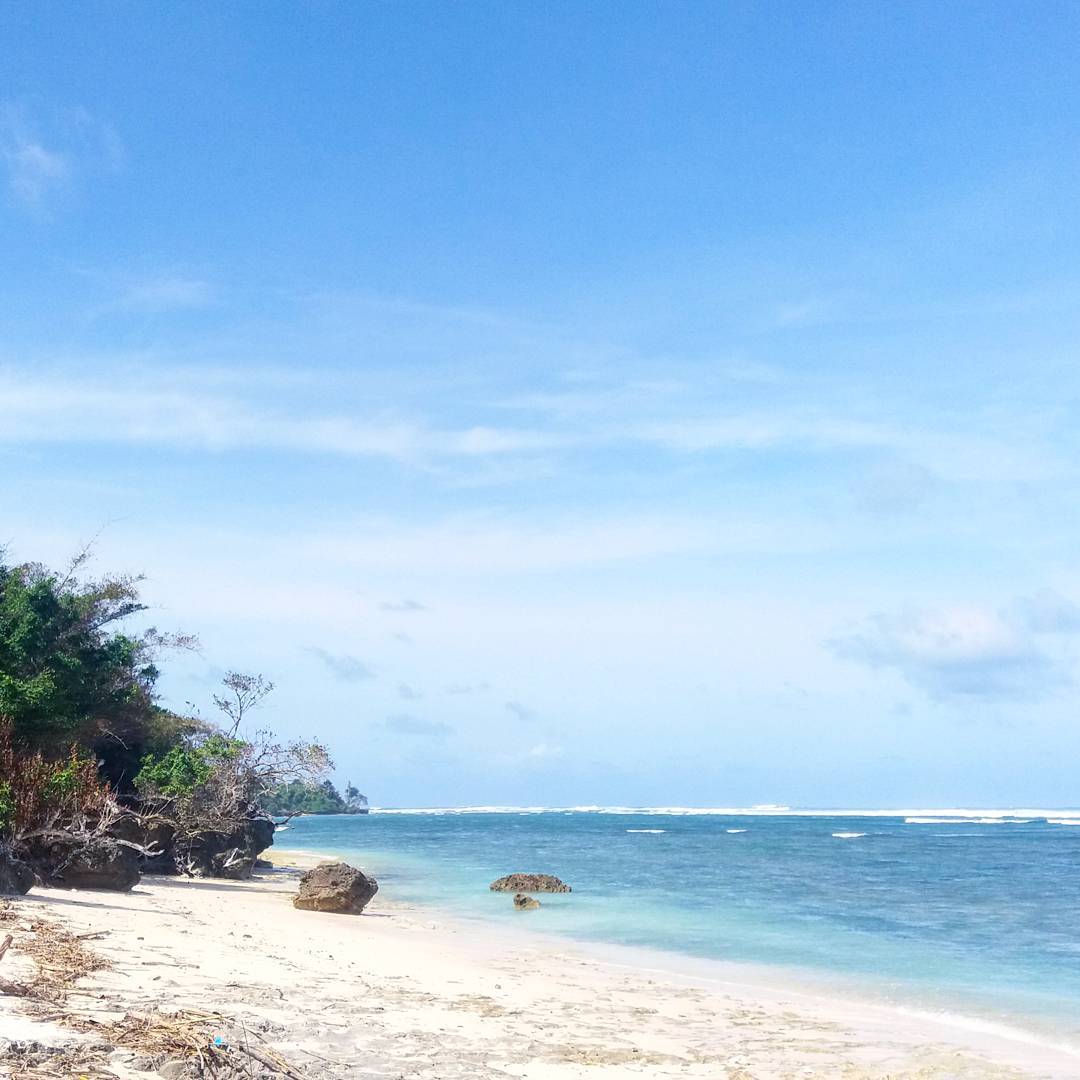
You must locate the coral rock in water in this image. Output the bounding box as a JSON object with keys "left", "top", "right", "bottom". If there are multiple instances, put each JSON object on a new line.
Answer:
{"left": 490, "top": 873, "right": 571, "bottom": 893}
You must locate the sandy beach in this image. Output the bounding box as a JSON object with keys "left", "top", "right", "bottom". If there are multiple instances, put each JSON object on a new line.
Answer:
{"left": 0, "top": 851, "right": 1073, "bottom": 1079}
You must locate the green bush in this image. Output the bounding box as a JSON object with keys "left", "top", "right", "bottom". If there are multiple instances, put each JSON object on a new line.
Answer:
{"left": 135, "top": 735, "right": 244, "bottom": 798}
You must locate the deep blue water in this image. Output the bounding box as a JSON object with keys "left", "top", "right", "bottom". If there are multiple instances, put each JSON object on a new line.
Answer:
{"left": 279, "top": 809, "right": 1080, "bottom": 1040}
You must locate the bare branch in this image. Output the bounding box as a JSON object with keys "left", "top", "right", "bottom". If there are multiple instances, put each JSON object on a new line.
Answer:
{"left": 213, "top": 672, "right": 274, "bottom": 738}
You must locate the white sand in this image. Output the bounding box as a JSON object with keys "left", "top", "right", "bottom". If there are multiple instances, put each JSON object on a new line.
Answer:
{"left": 0, "top": 853, "right": 1077, "bottom": 1079}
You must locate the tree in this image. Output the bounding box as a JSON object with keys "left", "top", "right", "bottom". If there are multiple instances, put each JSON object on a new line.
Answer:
{"left": 136, "top": 727, "right": 332, "bottom": 832}
{"left": 0, "top": 553, "right": 194, "bottom": 776}
{"left": 213, "top": 672, "right": 274, "bottom": 737}
{"left": 344, "top": 783, "right": 368, "bottom": 811}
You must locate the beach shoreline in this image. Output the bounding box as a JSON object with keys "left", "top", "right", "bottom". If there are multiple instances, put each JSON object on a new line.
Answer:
{"left": 0, "top": 852, "right": 1075, "bottom": 1078}
{"left": 269, "top": 843, "right": 1080, "bottom": 1057}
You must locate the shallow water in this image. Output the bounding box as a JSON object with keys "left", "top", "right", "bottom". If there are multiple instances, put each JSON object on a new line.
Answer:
{"left": 280, "top": 808, "right": 1080, "bottom": 1042}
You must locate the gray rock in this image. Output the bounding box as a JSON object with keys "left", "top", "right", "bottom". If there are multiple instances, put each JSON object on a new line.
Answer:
{"left": 0, "top": 850, "right": 33, "bottom": 895}
{"left": 513, "top": 893, "right": 540, "bottom": 910}
{"left": 24, "top": 836, "right": 140, "bottom": 891}
{"left": 490, "top": 873, "right": 570, "bottom": 893}
{"left": 293, "top": 862, "right": 378, "bottom": 914}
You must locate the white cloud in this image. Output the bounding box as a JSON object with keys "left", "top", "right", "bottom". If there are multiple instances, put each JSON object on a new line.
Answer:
{"left": 831, "top": 604, "right": 1069, "bottom": 700}
{"left": 0, "top": 103, "right": 122, "bottom": 211}
{"left": 636, "top": 415, "right": 891, "bottom": 453}
{"left": 0, "top": 354, "right": 1066, "bottom": 500}
{"left": 3, "top": 139, "right": 68, "bottom": 205}
{"left": 526, "top": 741, "right": 563, "bottom": 759}
{"left": 118, "top": 276, "right": 213, "bottom": 312}
{"left": 0, "top": 370, "right": 574, "bottom": 462}
{"left": 0, "top": 104, "right": 69, "bottom": 208}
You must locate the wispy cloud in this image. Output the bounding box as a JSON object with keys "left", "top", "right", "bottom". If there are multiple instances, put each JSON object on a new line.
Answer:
{"left": 397, "top": 683, "right": 423, "bottom": 701}
{"left": 371, "top": 713, "right": 453, "bottom": 737}
{"left": 635, "top": 414, "right": 891, "bottom": 453}
{"left": 446, "top": 682, "right": 491, "bottom": 695}
{"left": 116, "top": 275, "right": 213, "bottom": 313}
{"left": 304, "top": 647, "right": 376, "bottom": 682}
{"left": 379, "top": 599, "right": 427, "bottom": 613}
{"left": 0, "top": 103, "right": 121, "bottom": 212}
{"left": 2, "top": 138, "right": 68, "bottom": 207}
{"left": 0, "top": 371, "right": 566, "bottom": 462}
{"left": 0, "top": 363, "right": 1062, "bottom": 494}
{"left": 505, "top": 700, "right": 537, "bottom": 723}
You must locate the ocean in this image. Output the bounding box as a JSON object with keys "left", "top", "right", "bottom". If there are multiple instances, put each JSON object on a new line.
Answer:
{"left": 279, "top": 807, "right": 1080, "bottom": 1047}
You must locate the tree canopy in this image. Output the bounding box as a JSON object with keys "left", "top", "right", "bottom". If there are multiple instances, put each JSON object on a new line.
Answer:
{"left": 0, "top": 554, "right": 202, "bottom": 790}
{"left": 1, "top": 560, "right": 143, "bottom": 743}
{"left": 261, "top": 779, "right": 367, "bottom": 815}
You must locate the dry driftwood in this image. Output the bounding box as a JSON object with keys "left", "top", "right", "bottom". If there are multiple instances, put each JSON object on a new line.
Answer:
{"left": 0, "top": 929, "right": 33, "bottom": 997}
{"left": 0, "top": 904, "right": 109, "bottom": 1002}
{"left": 0, "top": 904, "right": 311, "bottom": 1077}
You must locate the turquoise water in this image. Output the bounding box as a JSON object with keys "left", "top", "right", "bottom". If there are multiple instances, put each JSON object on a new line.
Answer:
{"left": 279, "top": 809, "right": 1080, "bottom": 1041}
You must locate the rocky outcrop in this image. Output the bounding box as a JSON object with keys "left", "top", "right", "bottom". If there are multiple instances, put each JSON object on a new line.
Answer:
{"left": 513, "top": 893, "right": 540, "bottom": 910}
{"left": 104, "top": 810, "right": 176, "bottom": 875}
{"left": 490, "top": 873, "right": 571, "bottom": 893}
{"left": 292, "top": 862, "right": 378, "bottom": 914}
{"left": 101, "top": 804, "right": 274, "bottom": 880}
{"left": 23, "top": 836, "right": 140, "bottom": 892}
{"left": 137, "top": 820, "right": 179, "bottom": 874}
{"left": 173, "top": 815, "right": 275, "bottom": 880}
{"left": 0, "top": 850, "right": 33, "bottom": 895}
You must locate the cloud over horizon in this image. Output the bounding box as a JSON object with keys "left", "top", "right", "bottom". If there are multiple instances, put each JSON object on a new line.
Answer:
{"left": 830, "top": 603, "right": 1074, "bottom": 701}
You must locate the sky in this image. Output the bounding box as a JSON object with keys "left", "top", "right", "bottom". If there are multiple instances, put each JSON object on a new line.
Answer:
{"left": 3, "top": 2, "right": 1080, "bottom": 807}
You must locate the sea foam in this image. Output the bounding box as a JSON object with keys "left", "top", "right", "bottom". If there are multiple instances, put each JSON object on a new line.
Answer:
{"left": 369, "top": 805, "right": 1080, "bottom": 819}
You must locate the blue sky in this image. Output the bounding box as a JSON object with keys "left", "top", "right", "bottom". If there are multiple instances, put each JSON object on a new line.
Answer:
{"left": 3, "top": 2, "right": 1080, "bottom": 807}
